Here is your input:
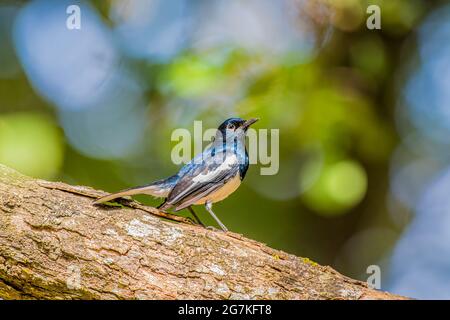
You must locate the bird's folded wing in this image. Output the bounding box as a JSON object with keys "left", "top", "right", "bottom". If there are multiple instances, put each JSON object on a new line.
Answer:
{"left": 173, "top": 182, "right": 224, "bottom": 211}
{"left": 166, "top": 153, "right": 239, "bottom": 209}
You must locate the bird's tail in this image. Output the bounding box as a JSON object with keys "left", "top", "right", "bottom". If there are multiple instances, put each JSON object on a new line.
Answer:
{"left": 93, "top": 175, "right": 178, "bottom": 205}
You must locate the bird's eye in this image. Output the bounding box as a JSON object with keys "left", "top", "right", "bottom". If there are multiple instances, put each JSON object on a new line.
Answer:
{"left": 227, "top": 124, "right": 235, "bottom": 130}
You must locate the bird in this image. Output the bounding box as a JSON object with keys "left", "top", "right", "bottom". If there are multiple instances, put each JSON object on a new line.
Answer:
{"left": 93, "top": 117, "right": 259, "bottom": 232}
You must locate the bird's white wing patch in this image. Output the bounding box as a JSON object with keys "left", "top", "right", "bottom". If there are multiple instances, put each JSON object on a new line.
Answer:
{"left": 192, "top": 154, "right": 238, "bottom": 183}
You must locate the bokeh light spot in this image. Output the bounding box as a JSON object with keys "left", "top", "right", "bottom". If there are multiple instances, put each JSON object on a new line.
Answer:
{"left": 0, "top": 113, "right": 63, "bottom": 178}
{"left": 301, "top": 159, "right": 368, "bottom": 216}
{"left": 326, "top": 160, "right": 367, "bottom": 207}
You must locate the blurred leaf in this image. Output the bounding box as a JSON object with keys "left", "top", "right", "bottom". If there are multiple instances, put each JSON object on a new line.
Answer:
{"left": 0, "top": 113, "right": 64, "bottom": 178}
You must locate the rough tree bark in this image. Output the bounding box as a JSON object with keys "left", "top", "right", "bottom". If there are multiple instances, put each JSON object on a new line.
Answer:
{"left": 0, "top": 164, "right": 406, "bottom": 300}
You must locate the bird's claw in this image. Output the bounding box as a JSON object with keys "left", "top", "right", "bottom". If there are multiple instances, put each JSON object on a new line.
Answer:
{"left": 205, "top": 225, "right": 228, "bottom": 232}
{"left": 184, "top": 217, "right": 197, "bottom": 225}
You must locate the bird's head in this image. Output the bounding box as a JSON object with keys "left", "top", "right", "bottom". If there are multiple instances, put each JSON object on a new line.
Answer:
{"left": 217, "top": 117, "right": 258, "bottom": 134}
{"left": 214, "top": 117, "right": 259, "bottom": 146}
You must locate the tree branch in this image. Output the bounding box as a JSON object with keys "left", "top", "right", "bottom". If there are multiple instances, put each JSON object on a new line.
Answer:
{"left": 0, "top": 164, "right": 406, "bottom": 299}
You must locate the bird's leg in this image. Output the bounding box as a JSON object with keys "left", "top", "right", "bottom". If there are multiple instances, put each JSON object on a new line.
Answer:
{"left": 156, "top": 201, "right": 166, "bottom": 209}
{"left": 205, "top": 201, "right": 228, "bottom": 232}
{"left": 187, "top": 206, "right": 205, "bottom": 227}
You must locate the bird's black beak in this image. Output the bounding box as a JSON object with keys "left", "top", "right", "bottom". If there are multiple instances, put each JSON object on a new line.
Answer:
{"left": 242, "top": 118, "right": 259, "bottom": 130}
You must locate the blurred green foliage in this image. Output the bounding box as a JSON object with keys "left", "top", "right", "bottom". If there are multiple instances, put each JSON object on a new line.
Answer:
{"left": 0, "top": 0, "right": 438, "bottom": 281}
{"left": 0, "top": 112, "right": 63, "bottom": 178}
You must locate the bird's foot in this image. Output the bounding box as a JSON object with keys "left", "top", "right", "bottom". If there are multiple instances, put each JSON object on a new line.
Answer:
{"left": 205, "top": 225, "right": 227, "bottom": 232}
{"left": 182, "top": 217, "right": 197, "bottom": 225}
